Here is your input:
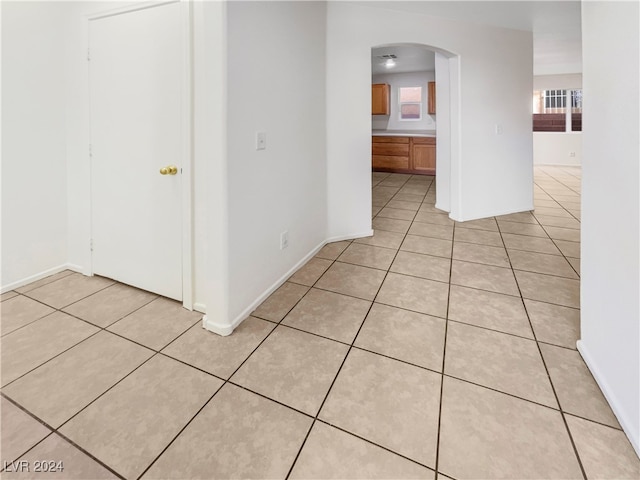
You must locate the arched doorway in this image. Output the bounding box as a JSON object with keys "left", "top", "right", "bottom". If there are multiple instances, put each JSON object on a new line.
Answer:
{"left": 370, "top": 43, "right": 460, "bottom": 217}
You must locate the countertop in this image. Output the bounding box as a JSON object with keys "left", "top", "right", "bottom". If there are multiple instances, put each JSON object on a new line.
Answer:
{"left": 372, "top": 129, "right": 436, "bottom": 138}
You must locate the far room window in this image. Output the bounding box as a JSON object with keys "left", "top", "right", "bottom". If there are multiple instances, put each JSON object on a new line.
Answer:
{"left": 544, "top": 89, "right": 567, "bottom": 112}
{"left": 399, "top": 86, "right": 422, "bottom": 120}
{"left": 533, "top": 89, "right": 582, "bottom": 132}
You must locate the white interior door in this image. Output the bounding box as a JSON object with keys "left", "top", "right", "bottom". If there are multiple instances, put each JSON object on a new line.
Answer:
{"left": 90, "top": 2, "right": 184, "bottom": 301}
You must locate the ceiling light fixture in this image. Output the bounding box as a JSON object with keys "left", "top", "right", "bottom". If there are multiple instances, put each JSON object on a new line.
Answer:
{"left": 384, "top": 58, "right": 396, "bottom": 68}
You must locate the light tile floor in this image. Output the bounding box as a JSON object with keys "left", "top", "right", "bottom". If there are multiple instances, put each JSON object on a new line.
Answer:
{"left": 1, "top": 166, "right": 639, "bottom": 479}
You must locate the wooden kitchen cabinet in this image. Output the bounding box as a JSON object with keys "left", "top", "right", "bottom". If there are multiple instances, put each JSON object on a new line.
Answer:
{"left": 372, "top": 83, "right": 390, "bottom": 115}
{"left": 372, "top": 136, "right": 436, "bottom": 175}
{"left": 372, "top": 136, "right": 409, "bottom": 170}
{"left": 412, "top": 137, "right": 436, "bottom": 174}
{"left": 428, "top": 82, "right": 436, "bottom": 114}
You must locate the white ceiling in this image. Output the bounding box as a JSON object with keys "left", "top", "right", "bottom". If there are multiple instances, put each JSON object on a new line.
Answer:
{"left": 366, "top": 1, "right": 582, "bottom": 76}
{"left": 371, "top": 45, "right": 436, "bottom": 75}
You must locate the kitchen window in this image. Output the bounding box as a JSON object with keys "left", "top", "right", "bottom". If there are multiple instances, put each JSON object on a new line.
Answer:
{"left": 399, "top": 86, "right": 422, "bottom": 120}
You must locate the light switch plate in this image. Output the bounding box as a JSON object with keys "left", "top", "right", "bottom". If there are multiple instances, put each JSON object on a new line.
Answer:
{"left": 256, "top": 132, "right": 267, "bottom": 150}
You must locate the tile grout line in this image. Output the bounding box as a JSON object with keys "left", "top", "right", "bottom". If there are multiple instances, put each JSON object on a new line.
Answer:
{"left": 286, "top": 268, "right": 582, "bottom": 314}
{"left": 371, "top": 219, "right": 579, "bottom": 282}
{"left": 285, "top": 174, "right": 435, "bottom": 478}
{"left": 4, "top": 281, "right": 204, "bottom": 392}
{"left": 54, "top": 352, "right": 162, "bottom": 430}
{"left": 0, "top": 393, "right": 127, "bottom": 480}
{"left": 315, "top": 418, "right": 435, "bottom": 472}
{"left": 433, "top": 190, "right": 456, "bottom": 479}
{"left": 496, "top": 210, "right": 589, "bottom": 480}
{"left": 0, "top": 394, "right": 57, "bottom": 469}
{"left": 68, "top": 295, "right": 161, "bottom": 332}
{"left": 533, "top": 177, "right": 581, "bottom": 222}
{"left": 4, "top": 332, "right": 614, "bottom": 480}
{"left": 1, "top": 283, "right": 159, "bottom": 339}
{"left": 535, "top": 169, "right": 582, "bottom": 200}
{"left": 0, "top": 304, "right": 57, "bottom": 338}
{"left": 3, "top": 289, "right": 208, "bottom": 478}
{"left": 137, "top": 266, "right": 326, "bottom": 480}
{"left": 282, "top": 249, "right": 579, "bottom": 344}
{"left": 527, "top": 203, "right": 582, "bottom": 279}
{"left": 534, "top": 221, "right": 582, "bottom": 278}
{"left": 20, "top": 278, "right": 117, "bottom": 312}
{"left": 247, "top": 319, "right": 602, "bottom": 419}
{"left": 137, "top": 228, "right": 374, "bottom": 480}
{"left": 135, "top": 335, "right": 282, "bottom": 478}
{"left": 58, "top": 280, "right": 152, "bottom": 310}
{"left": 11, "top": 269, "right": 76, "bottom": 296}
{"left": 6, "top": 195, "right": 588, "bottom": 480}
{"left": 134, "top": 378, "right": 227, "bottom": 480}
{"left": 2, "top": 296, "right": 200, "bottom": 392}
{"left": 492, "top": 216, "right": 581, "bottom": 281}
{"left": 6, "top": 171, "right": 597, "bottom": 478}
{"left": 1, "top": 328, "right": 104, "bottom": 390}
{"left": 7, "top": 180, "right": 392, "bottom": 474}
{"left": 280, "top": 310, "right": 581, "bottom": 356}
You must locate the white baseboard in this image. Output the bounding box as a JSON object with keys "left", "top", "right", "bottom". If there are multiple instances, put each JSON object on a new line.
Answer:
{"left": 577, "top": 340, "right": 640, "bottom": 458}
{"left": 193, "top": 302, "right": 207, "bottom": 314}
{"left": 1, "top": 263, "right": 83, "bottom": 294}
{"left": 433, "top": 203, "right": 450, "bottom": 214}
{"left": 66, "top": 263, "right": 85, "bottom": 274}
{"left": 325, "top": 229, "right": 374, "bottom": 243}
{"left": 202, "top": 314, "right": 235, "bottom": 336}
{"left": 210, "top": 239, "right": 327, "bottom": 335}
{"left": 451, "top": 205, "right": 535, "bottom": 223}
{"left": 534, "top": 162, "right": 582, "bottom": 167}
{"left": 202, "top": 230, "right": 373, "bottom": 337}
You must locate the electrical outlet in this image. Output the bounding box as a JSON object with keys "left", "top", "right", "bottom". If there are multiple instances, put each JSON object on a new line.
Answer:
{"left": 256, "top": 132, "right": 267, "bottom": 151}
{"left": 495, "top": 124, "right": 503, "bottom": 135}
{"left": 569, "top": 152, "right": 576, "bottom": 157}
{"left": 280, "top": 231, "right": 289, "bottom": 250}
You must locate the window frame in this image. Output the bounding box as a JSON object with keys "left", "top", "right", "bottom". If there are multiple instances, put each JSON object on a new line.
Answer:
{"left": 398, "top": 86, "right": 423, "bottom": 122}
{"left": 533, "top": 88, "right": 582, "bottom": 132}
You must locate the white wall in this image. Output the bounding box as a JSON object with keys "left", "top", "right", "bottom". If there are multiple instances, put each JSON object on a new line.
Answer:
{"left": 579, "top": 1, "right": 640, "bottom": 457}
{"left": 326, "top": 2, "right": 534, "bottom": 233}
{"left": 195, "top": 1, "right": 228, "bottom": 326}
{"left": 3, "top": 1, "right": 327, "bottom": 332}
{"left": 434, "top": 52, "right": 453, "bottom": 213}
{"left": 371, "top": 71, "right": 436, "bottom": 131}
{"left": 3, "top": 1, "right": 214, "bottom": 310}
{"left": 224, "top": 1, "right": 328, "bottom": 325}
{"left": 533, "top": 133, "right": 582, "bottom": 166}
{"left": 1, "top": 2, "right": 70, "bottom": 290}
{"left": 533, "top": 74, "right": 583, "bottom": 166}
{"left": 534, "top": 73, "right": 582, "bottom": 91}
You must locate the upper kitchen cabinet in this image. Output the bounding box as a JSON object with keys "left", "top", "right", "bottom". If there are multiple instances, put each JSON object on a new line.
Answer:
{"left": 372, "top": 83, "right": 390, "bottom": 115}
{"left": 428, "top": 82, "right": 436, "bottom": 114}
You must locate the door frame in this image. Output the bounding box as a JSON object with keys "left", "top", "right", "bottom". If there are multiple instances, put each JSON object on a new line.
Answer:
{"left": 85, "top": 0, "right": 193, "bottom": 309}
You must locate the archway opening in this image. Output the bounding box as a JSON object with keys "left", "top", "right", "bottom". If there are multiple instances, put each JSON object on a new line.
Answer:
{"left": 370, "top": 43, "right": 460, "bottom": 219}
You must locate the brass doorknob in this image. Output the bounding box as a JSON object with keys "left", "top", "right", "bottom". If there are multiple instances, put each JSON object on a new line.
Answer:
{"left": 159, "top": 165, "right": 178, "bottom": 175}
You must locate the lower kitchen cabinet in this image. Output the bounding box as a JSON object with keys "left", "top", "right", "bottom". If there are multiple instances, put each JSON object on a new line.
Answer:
{"left": 372, "top": 137, "right": 410, "bottom": 170}
{"left": 411, "top": 137, "right": 436, "bottom": 174}
{"left": 372, "top": 136, "right": 436, "bottom": 175}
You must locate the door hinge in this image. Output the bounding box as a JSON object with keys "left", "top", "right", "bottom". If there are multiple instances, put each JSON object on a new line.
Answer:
{"left": 89, "top": 144, "right": 93, "bottom": 158}
{"left": 90, "top": 239, "right": 94, "bottom": 251}
{"left": 87, "top": 48, "right": 90, "bottom": 61}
